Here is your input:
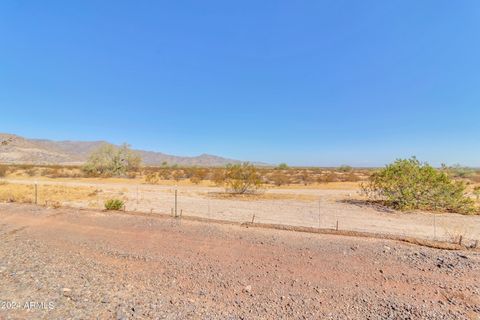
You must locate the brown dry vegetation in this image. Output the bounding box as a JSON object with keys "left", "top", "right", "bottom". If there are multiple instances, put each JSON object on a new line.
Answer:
{"left": 0, "top": 164, "right": 373, "bottom": 186}
{"left": 0, "top": 182, "right": 98, "bottom": 205}
{"left": 2, "top": 164, "right": 480, "bottom": 194}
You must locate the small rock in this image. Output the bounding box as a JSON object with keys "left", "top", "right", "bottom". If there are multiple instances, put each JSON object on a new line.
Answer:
{"left": 62, "top": 288, "right": 72, "bottom": 297}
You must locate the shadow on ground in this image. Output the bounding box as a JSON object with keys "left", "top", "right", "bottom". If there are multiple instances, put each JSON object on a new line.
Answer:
{"left": 337, "top": 199, "right": 397, "bottom": 214}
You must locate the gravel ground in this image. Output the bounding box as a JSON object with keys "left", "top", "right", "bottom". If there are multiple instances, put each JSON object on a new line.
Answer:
{"left": 0, "top": 203, "right": 479, "bottom": 319}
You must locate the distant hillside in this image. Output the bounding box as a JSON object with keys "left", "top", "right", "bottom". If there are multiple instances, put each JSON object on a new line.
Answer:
{"left": 0, "top": 133, "right": 257, "bottom": 167}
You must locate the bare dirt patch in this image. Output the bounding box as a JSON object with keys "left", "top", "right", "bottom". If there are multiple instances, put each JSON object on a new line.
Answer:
{"left": 205, "top": 191, "right": 319, "bottom": 202}
{"left": 0, "top": 203, "right": 479, "bottom": 319}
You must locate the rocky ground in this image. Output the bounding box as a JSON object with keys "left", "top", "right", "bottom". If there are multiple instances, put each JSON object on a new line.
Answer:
{"left": 0, "top": 203, "right": 479, "bottom": 320}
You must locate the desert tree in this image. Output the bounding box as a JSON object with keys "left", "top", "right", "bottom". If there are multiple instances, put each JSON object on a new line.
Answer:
{"left": 224, "top": 162, "right": 262, "bottom": 194}
{"left": 83, "top": 143, "right": 142, "bottom": 177}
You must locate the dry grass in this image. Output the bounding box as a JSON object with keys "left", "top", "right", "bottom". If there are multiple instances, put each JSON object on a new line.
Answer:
{"left": 439, "top": 222, "right": 472, "bottom": 244}
{"left": 0, "top": 182, "right": 98, "bottom": 205}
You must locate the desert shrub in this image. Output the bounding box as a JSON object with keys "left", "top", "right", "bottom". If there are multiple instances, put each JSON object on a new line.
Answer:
{"left": 190, "top": 176, "right": 201, "bottom": 184}
{"left": 270, "top": 171, "right": 290, "bottom": 186}
{"left": 145, "top": 172, "right": 159, "bottom": 184}
{"left": 17, "top": 164, "right": 34, "bottom": 170}
{"left": 172, "top": 170, "right": 184, "bottom": 182}
{"left": 126, "top": 171, "right": 137, "bottom": 179}
{"left": 46, "top": 168, "right": 61, "bottom": 177}
{"left": 83, "top": 143, "right": 142, "bottom": 177}
{"left": 362, "top": 157, "right": 476, "bottom": 214}
{"left": 104, "top": 199, "right": 124, "bottom": 210}
{"left": 317, "top": 171, "right": 338, "bottom": 184}
{"left": 211, "top": 168, "right": 226, "bottom": 186}
{"left": 298, "top": 170, "right": 313, "bottom": 185}
{"left": 276, "top": 163, "right": 289, "bottom": 170}
{"left": 473, "top": 186, "right": 480, "bottom": 201}
{"left": 157, "top": 168, "right": 171, "bottom": 180}
{"left": 189, "top": 168, "right": 208, "bottom": 184}
{"left": 42, "top": 167, "right": 84, "bottom": 178}
{"left": 224, "top": 162, "right": 262, "bottom": 194}
{"left": 445, "top": 164, "right": 475, "bottom": 179}
{"left": 189, "top": 168, "right": 207, "bottom": 184}
{"left": 343, "top": 172, "right": 360, "bottom": 182}
{"left": 0, "top": 165, "right": 8, "bottom": 177}
{"left": 338, "top": 165, "right": 353, "bottom": 172}
{"left": 26, "top": 168, "right": 37, "bottom": 177}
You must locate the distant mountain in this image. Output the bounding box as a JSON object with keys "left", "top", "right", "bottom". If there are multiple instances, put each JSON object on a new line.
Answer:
{"left": 0, "top": 133, "right": 259, "bottom": 167}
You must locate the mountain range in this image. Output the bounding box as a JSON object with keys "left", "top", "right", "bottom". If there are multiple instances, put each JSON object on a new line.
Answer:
{"left": 0, "top": 133, "right": 254, "bottom": 167}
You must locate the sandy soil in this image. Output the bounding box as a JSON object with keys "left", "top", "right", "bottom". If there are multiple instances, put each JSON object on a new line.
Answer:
{"left": 3, "top": 178, "right": 480, "bottom": 246}
{"left": 0, "top": 203, "right": 479, "bottom": 319}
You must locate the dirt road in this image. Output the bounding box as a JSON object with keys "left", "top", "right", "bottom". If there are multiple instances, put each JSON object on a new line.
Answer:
{"left": 0, "top": 203, "right": 479, "bottom": 319}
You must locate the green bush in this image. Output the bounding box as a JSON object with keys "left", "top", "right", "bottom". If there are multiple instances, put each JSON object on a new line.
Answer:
{"left": 104, "top": 199, "right": 124, "bottom": 211}
{"left": 276, "top": 163, "right": 289, "bottom": 170}
{"left": 362, "top": 157, "right": 477, "bottom": 215}
{"left": 224, "top": 162, "right": 262, "bottom": 194}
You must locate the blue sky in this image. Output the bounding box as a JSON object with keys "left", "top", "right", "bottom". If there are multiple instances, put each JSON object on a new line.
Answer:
{"left": 1, "top": 1, "right": 479, "bottom": 167}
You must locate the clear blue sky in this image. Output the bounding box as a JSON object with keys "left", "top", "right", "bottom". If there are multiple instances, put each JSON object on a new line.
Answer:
{"left": 1, "top": 1, "right": 479, "bottom": 167}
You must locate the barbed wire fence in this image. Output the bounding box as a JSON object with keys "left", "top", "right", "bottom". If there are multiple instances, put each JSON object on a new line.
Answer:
{"left": 3, "top": 180, "right": 480, "bottom": 248}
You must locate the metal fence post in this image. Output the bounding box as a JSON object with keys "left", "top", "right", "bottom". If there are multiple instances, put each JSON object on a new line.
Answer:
{"left": 136, "top": 185, "right": 139, "bottom": 205}
{"left": 175, "top": 187, "right": 178, "bottom": 217}
{"left": 34, "top": 182, "right": 38, "bottom": 205}
{"left": 433, "top": 214, "right": 436, "bottom": 240}
{"left": 318, "top": 199, "right": 321, "bottom": 229}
